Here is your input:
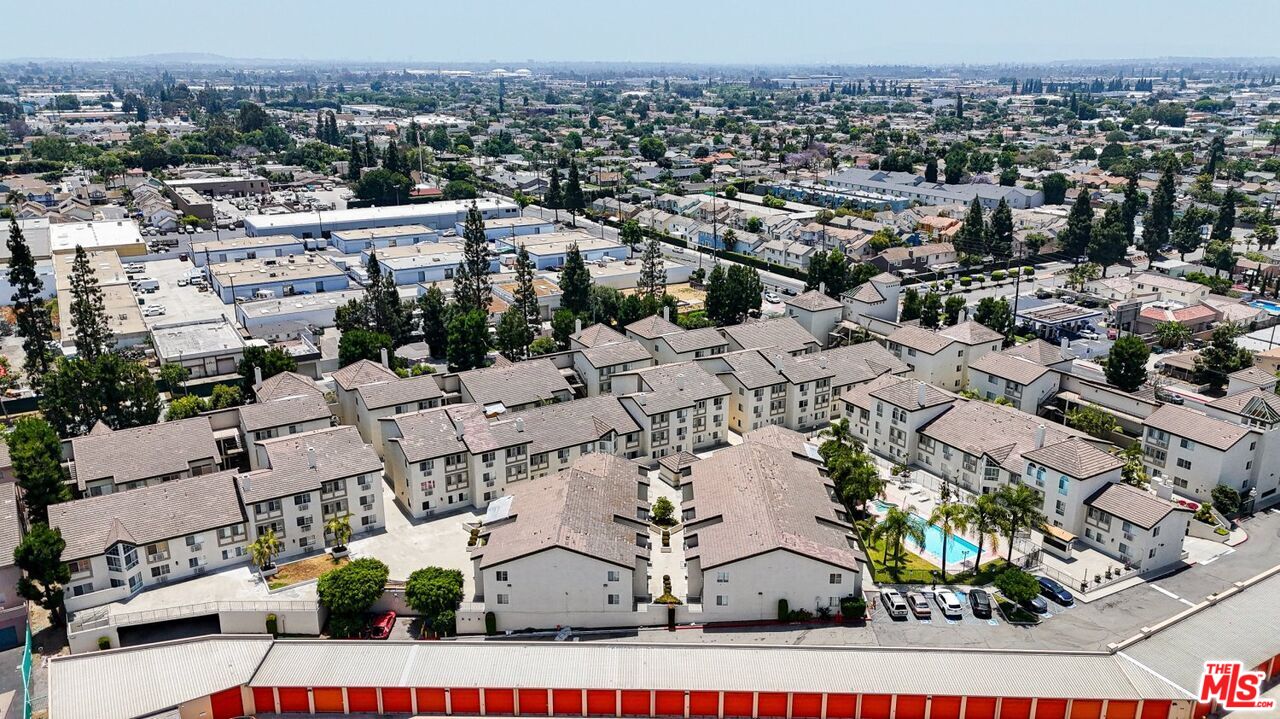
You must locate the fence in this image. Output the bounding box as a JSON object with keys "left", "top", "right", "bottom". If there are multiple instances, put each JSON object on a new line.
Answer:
{"left": 72, "top": 598, "right": 318, "bottom": 631}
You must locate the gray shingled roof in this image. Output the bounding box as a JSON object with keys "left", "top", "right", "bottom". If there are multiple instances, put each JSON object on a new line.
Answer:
{"left": 622, "top": 362, "right": 729, "bottom": 415}
{"left": 474, "top": 453, "right": 649, "bottom": 570}
{"left": 239, "top": 393, "right": 332, "bottom": 433}
{"left": 939, "top": 320, "right": 1005, "bottom": 345}
{"left": 683, "top": 428, "right": 861, "bottom": 572}
{"left": 920, "top": 400, "right": 1092, "bottom": 474}
{"left": 868, "top": 378, "right": 955, "bottom": 410}
{"left": 721, "top": 316, "right": 819, "bottom": 354}
{"left": 571, "top": 323, "right": 628, "bottom": 348}
{"left": 624, "top": 314, "right": 682, "bottom": 340}
{"left": 785, "top": 290, "right": 842, "bottom": 312}
{"left": 968, "top": 352, "right": 1054, "bottom": 385}
{"left": 50, "top": 470, "right": 245, "bottom": 561}
{"left": 1002, "top": 338, "right": 1072, "bottom": 366}
{"left": 1144, "top": 404, "right": 1252, "bottom": 451}
{"left": 354, "top": 374, "right": 445, "bottom": 410}
{"left": 239, "top": 426, "right": 381, "bottom": 504}
{"left": 330, "top": 359, "right": 397, "bottom": 391}
{"left": 1023, "top": 437, "right": 1124, "bottom": 479}
{"left": 70, "top": 417, "right": 219, "bottom": 489}
{"left": 1085, "top": 482, "right": 1186, "bottom": 529}
{"left": 253, "top": 371, "right": 324, "bottom": 402}
{"left": 886, "top": 324, "right": 955, "bottom": 354}
{"left": 580, "top": 339, "right": 653, "bottom": 369}
{"left": 491, "top": 395, "right": 641, "bottom": 455}
{"left": 457, "top": 359, "right": 573, "bottom": 409}
{"left": 661, "top": 327, "right": 728, "bottom": 354}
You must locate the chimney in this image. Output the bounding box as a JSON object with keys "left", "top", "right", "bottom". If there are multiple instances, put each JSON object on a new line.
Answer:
{"left": 307, "top": 446, "right": 317, "bottom": 469}
{"left": 819, "top": 281, "right": 826, "bottom": 295}
{"left": 636, "top": 392, "right": 647, "bottom": 406}
{"left": 960, "top": 307, "right": 967, "bottom": 322}
{"left": 675, "top": 373, "right": 686, "bottom": 391}
{"left": 254, "top": 366, "right": 263, "bottom": 385}
{"left": 380, "top": 347, "right": 389, "bottom": 368}
{"left": 575, "top": 318, "right": 583, "bottom": 334}
{"left": 819, "top": 356, "right": 827, "bottom": 369}
{"left": 451, "top": 413, "right": 465, "bottom": 440}
{"left": 663, "top": 306, "right": 671, "bottom": 322}
{"left": 917, "top": 382, "right": 926, "bottom": 407}
{"left": 1060, "top": 337, "right": 1069, "bottom": 350}
{"left": 1035, "top": 424, "right": 1046, "bottom": 449}
{"left": 515, "top": 417, "right": 525, "bottom": 432}
{"left": 241, "top": 475, "right": 250, "bottom": 493}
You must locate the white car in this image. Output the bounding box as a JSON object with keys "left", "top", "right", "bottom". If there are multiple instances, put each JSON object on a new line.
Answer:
{"left": 142, "top": 305, "right": 166, "bottom": 317}
{"left": 933, "top": 590, "right": 964, "bottom": 619}
{"left": 764, "top": 291, "right": 781, "bottom": 304}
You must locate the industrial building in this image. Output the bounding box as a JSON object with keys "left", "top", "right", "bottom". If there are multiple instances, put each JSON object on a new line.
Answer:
{"left": 243, "top": 198, "right": 518, "bottom": 239}
{"left": 191, "top": 235, "right": 306, "bottom": 267}
{"left": 207, "top": 255, "right": 350, "bottom": 303}
{"left": 329, "top": 224, "right": 438, "bottom": 254}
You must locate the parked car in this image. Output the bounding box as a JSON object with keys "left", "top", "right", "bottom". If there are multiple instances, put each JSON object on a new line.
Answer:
{"left": 1022, "top": 595, "right": 1050, "bottom": 614}
{"left": 880, "top": 588, "right": 909, "bottom": 620}
{"left": 1037, "top": 576, "right": 1075, "bottom": 606}
{"left": 142, "top": 305, "right": 166, "bottom": 317}
{"left": 368, "top": 611, "right": 396, "bottom": 639}
{"left": 933, "top": 590, "right": 963, "bottom": 619}
{"left": 968, "top": 589, "right": 992, "bottom": 618}
{"left": 906, "top": 592, "right": 931, "bottom": 619}
{"left": 763, "top": 291, "right": 781, "bottom": 304}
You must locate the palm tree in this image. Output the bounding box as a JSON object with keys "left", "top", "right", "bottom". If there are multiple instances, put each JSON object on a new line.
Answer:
{"left": 994, "top": 484, "right": 1048, "bottom": 563}
{"left": 820, "top": 417, "right": 855, "bottom": 448}
{"left": 325, "top": 514, "right": 353, "bottom": 550}
{"left": 1153, "top": 321, "right": 1192, "bottom": 350}
{"left": 829, "top": 448, "right": 885, "bottom": 518}
{"left": 963, "top": 494, "right": 1004, "bottom": 571}
{"left": 249, "top": 529, "right": 283, "bottom": 575}
{"left": 929, "top": 502, "right": 970, "bottom": 581}
{"left": 870, "top": 506, "right": 925, "bottom": 571}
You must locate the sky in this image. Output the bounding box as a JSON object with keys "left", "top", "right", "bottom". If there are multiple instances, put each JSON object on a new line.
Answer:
{"left": 7, "top": 0, "right": 1280, "bottom": 66}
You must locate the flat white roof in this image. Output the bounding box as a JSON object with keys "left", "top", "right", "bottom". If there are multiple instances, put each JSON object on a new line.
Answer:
{"left": 331, "top": 224, "right": 434, "bottom": 240}
{"left": 244, "top": 198, "right": 516, "bottom": 231}
{"left": 48, "top": 220, "right": 145, "bottom": 254}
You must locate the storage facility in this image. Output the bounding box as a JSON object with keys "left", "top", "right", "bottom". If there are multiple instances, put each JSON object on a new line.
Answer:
{"left": 243, "top": 198, "right": 518, "bottom": 238}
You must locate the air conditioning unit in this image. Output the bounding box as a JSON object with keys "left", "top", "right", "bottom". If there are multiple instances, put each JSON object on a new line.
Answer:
{"left": 189, "top": 543, "right": 202, "bottom": 553}
{"left": 297, "top": 503, "right": 309, "bottom": 511}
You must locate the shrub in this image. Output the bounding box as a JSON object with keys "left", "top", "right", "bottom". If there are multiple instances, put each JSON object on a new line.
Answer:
{"left": 432, "top": 610, "right": 456, "bottom": 638}
{"left": 265, "top": 613, "right": 278, "bottom": 635}
{"left": 840, "top": 595, "right": 867, "bottom": 622}
{"left": 944, "top": 279, "right": 955, "bottom": 290}
{"left": 992, "top": 270, "right": 1007, "bottom": 281}
{"left": 789, "top": 608, "right": 813, "bottom": 622}
{"left": 777, "top": 598, "right": 790, "bottom": 621}
{"left": 994, "top": 567, "right": 1041, "bottom": 604}
{"left": 484, "top": 611, "right": 497, "bottom": 636}
{"left": 651, "top": 496, "right": 676, "bottom": 526}
{"left": 1022, "top": 266, "right": 1035, "bottom": 276}
{"left": 97, "top": 636, "right": 111, "bottom": 651}
{"left": 405, "top": 566, "right": 465, "bottom": 622}
{"left": 317, "top": 557, "right": 389, "bottom": 637}
{"left": 1193, "top": 504, "right": 1215, "bottom": 524}
{"left": 959, "top": 276, "right": 972, "bottom": 287}
{"left": 1211, "top": 485, "right": 1241, "bottom": 516}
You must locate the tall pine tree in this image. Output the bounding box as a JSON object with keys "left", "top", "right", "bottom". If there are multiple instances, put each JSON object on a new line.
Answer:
{"left": 988, "top": 198, "right": 1014, "bottom": 261}
{"left": 512, "top": 244, "right": 540, "bottom": 328}
{"left": 68, "top": 245, "right": 113, "bottom": 360}
{"left": 564, "top": 160, "right": 585, "bottom": 224}
{"left": 955, "top": 198, "right": 987, "bottom": 257}
{"left": 545, "top": 165, "right": 563, "bottom": 222}
{"left": 558, "top": 243, "right": 592, "bottom": 314}
{"left": 1141, "top": 162, "right": 1176, "bottom": 254}
{"left": 7, "top": 217, "right": 55, "bottom": 385}
{"left": 453, "top": 203, "right": 494, "bottom": 313}
{"left": 1062, "top": 192, "right": 1095, "bottom": 263}
{"left": 638, "top": 238, "right": 667, "bottom": 299}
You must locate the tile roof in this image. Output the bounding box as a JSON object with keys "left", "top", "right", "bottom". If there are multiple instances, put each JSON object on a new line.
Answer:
{"left": 785, "top": 290, "right": 842, "bottom": 312}
{"left": 491, "top": 396, "right": 641, "bottom": 456}
{"left": 658, "top": 451, "right": 701, "bottom": 474}
{"left": 70, "top": 417, "right": 219, "bottom": 490}
{"left": 330, "top": 359, "right": 397, "bottom": 391}
{"left": 1085, "top": 482, "right": 1187, "bottom": 529}
{"left": 623, "top": 362, "right": 730, "bottom": 416}
{"left": 0, "top": 483, "right": 20, "bottom": 568}
{"left": 252, "top": 371, "right": 325, "bottom": 402}
{"left": 968, "top": 352, "right": 1055, "bottom": 386}
{"left": 661, "top": 327, "right": 728, "bottom": 354}
{"left": 1002, "top": 338, "right": 1072, "bottom": 366}
{"left": 457, "top": 359, "right": 573, "bottom": 409}
{"left": 239, "top": 426, "right": 381, "bottom": 504}
{"left": 683, "top": 428, "right": 861, "bottom": 572}
{"left": 474, "top": 453, "right": 649, "bottom": 570}
{"left": 1144, "top": 404, "right": 1252, "bottom": 451}
{"left": 867, "top": 378, "right": 955, "bottom": 410}
{"left": 886, "top": 324, "right": 955, "bottom": 354}
{"left": 939, "top": 319, "right": 1005, "bottom": 345}
{"left": 845, "top": 281, "right": 886, "bottom": 304}
{"left": 239, "top": 393, "right": 332, "bottom": 433}
{"left": 50, "top": 470, "right": 245, "bottom": 561}
{"left": 624, "top": 314, "right": 682, "bottom": 340}
{"left": 571, "top": 323, "right": 628, "bottom": 348}
{"left": 920, "top": 400, "right": 1091, "bottom": 474}
{"left": 1206, "top": 388, "right": 1280, "bottom": 422}
{"left": 1022, "top": 437, "right": 1124, "bottom": 479}
{"left": 354, "top": 374, "right": 445, "bottom": 410}
{"left": 580, "top": 339, "right": 653, "bottom": 369}
{"left": 721, "top": 317, "right": 819, "bottom": 354}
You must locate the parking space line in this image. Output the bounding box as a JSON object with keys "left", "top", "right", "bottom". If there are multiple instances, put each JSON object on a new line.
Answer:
{"left": 1150, "top": 584, "right": 1196, "bottom": 607}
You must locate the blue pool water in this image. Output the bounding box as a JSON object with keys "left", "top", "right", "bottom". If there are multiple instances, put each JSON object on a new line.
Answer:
{"left": 910, "top": 516, "right": 980, "bottom": 563}
{"left": 1249, "top": 299, "right": 1280, "bottom": 314}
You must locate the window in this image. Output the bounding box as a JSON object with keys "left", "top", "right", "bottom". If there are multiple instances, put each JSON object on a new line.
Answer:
{"left": 255, "top": 499, "right": 282, "bottom": 516}
{"left": 150, "top": 565, "right": 170, "bottom": 579}
{"left": 1058, "top": 476, "right": 1069, "bottom": 496}
{"left": 419, "top": 460, "right": 434, "bottom": 473}
{"left": 715, "top": 595, "right": 728, "bottom": 606}
{"left": 496, "top": 594, "right": 510, "bottom": 605}
{"left": 496, "top": 570, "right": 508, "bottom": 582}
{"left": 1179, "top": 438, "right": 1195, "bottom": 450}
{"left": 716, "top": 571, "right": 729, "bottom": 583}
{"left": 294, "top": 493, "right": 311, "bottom": 506}
{"left": 1176, "top": 458, "right": 1192, "bottom": 470}
{"left": 607, "top": 594, "right": 620, "bottom": 605}
{"left": 188, "top": 557, "right": 202, "bottom": 569}
{"left": 1055, "top": 500, "right": 1066, "bottom": 516}
{"left": 829, "top": 573, "right": 842, "bottom": 584}
{"left": 67, "top": 559, "right": 92, "bottom": 575}
{"left": 607, "top": 570, "right": 620, "bottom": 582}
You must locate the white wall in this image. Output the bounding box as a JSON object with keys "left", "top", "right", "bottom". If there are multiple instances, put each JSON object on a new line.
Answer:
{"left": 691, "top": 550, "right": 860, "bottom": 622}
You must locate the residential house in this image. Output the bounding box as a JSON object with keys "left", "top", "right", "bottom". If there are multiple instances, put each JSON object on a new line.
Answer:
{"left": 613, "top": 363, "right": 730, "bottom": 461}
{"left": 69, "top": 418, "right": 221, "bottom": 496}
{"left": 721, "top": 316, "right": 822, "bottom": 356}
{"left": 352, "top": 375, "right": 445, "bottom": 457}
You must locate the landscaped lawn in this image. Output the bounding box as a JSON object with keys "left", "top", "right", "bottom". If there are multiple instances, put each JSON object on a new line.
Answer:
{"left": 863, "top": 534, "right": 1010, "bottom": 586}
{"left": 268, "top": 554, "right": 349, "bottom": 590}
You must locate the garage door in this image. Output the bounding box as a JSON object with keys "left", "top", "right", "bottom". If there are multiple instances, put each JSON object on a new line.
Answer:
{"left": 859, "top": 694, "right": 892, "bottom": 719}
{"left": 382, "top": 688, "right": 413, "bottom": 714}
{"left": 485, "top": 688, "right": 516, "bottom": 715}
{"left": 209, "top": 687, "right": 244, "bottom": 719}
{"left": 519, "top": 688, "right": 549, "bottom": 715}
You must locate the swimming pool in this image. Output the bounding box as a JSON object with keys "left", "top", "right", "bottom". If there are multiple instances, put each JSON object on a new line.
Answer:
{"left": 1249, "top": 299, "right": 1280, "bottom": 314}
{"left": 909, "top": 515, "right": 981, "bottom": 564}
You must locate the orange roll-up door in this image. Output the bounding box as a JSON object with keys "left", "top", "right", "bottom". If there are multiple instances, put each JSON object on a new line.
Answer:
{"left": 382, "top": 687, "right": 413, "bottom": 714}
{"left": 929, "top": 696, "right": 962, "bottom": 719}
{"left": 896, "top": 695, "right": 927, "bottom": 719}
{"left": 999, "top": 697, "right": 1033, "bottom": 719}
{"left": 553, "top": 689, "right": 584, "bottom": 716}
{"left": 347, "top": 687, "right": 378, "bottom": 713}
{"left": 587, "top": 689, "right": 617, "bottom": 716}
{"left": 963, "top": 697, "right": 998, "bottom": 719}
{"left": 416, "top": 688, "right": 447, "bottom": 713}
{"left": 654, "top": 690, "right": 684, "bottom": 717}
{"left": 756, "top": 692, "right": 787, "bottom": 718}
{"left": 791, "top": 693, "right": 822, "bottom": 718}
{"left": 1034, "top": 699, "right": 1067, "bottom": 719}
{"left": 251, "top": 687, "right": 277, "bottom": 714}
{"left": 722, "top": 692, "right": 753, "bottom": 718}
{"left": 209, "top": 687, "right": 245, "bottom": 719}
{"left": 277, "top": 687, "right": 310, "bottom": 713}
{"left": 860, "top": 694, "right": 892, "bottom": 719}
{"left": 621, "top": 690, "right": 651, "bottom": 716}
{"left": 1067, "top": 699, "right": 1101, "bottom": 719}
{"left": 519, "top": 688, "right": 549, "bottom": 715}
{"left": 689, "top": 691, "right": 719, "bottom": 717}
{"left": 1142, "top": 701, "right": 1173, "bottom": 719}
{"left": 1101, "top": 701, "right": 1136, "bottom": 719}
{"left": 312, "top": 687, "right": 344, "bottom": 713}
{"left": 824, "top": 694, "right": 856, "bottom": 719}
{"left": 452, "top": 688, "right": 482, "bottom": 715}
{"left": 486, "top": 688, "right": 516, "bottom": 716}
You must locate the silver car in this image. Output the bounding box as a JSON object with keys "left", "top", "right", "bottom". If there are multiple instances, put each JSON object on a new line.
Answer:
{"left": 880, "top": 588, "right": 909, "bottom": 620}
{"left": 933, "top": 590, "right": 963, "bottom": 619}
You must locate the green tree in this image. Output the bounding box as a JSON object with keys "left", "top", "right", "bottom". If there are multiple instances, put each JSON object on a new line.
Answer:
{"left": 40, "top": 355, "right": 160, "bottom": 438}
{"left": 1119, "top": 445, "right": 1149, "bottom": 488}
{"left": 943, "top": 144, "right": 967, "bottom": 184}
{"left": 404, "top": 566, "right": 464, "bottom": 627}
{"left": 454, "top": 203, "right": 494, "bottom": 314}
{"left": 993, "top": 484, "right": 1047, "bottom": 562}
{"left": 249, "top": 529, "right": 282, "bottom": 574}
{"left": 1194, "top": 323, "right": 1252, "bottom": 390}
{"left": 238, "top": 346, "right": 298, "bottom": 388}
{"left": 994, "top": 567, "right": 1041, "bottom": 604}
{"left": 317, "top": 557, "right": 389, "bottom": 638}
{"left": 209, "top": 384, "right": 244, "bottom": 409}
{"left": 870, "top": 506, "right": 925, "bottom": 570}
{"left": 339, "top": 328, "right": 394, "bottom": 368}
{"left": 1041, "top": 172, "right": 1068, "bottom": 205}
{"left": 919, "top": 291, "right": 943, "bottom": 329}
{"left": 1210, "top": 187, "right": 1238, "bottom": 242}
{"left": 446, "top": 308, "right": 489, "bottom": 371}
{"left": 563, "top": 160, "right": 585, "bottom": 223}
{"left": 8, "top": 417, "right": 69, "bottom": 523}
{"left": 1203, "top": 240, "right": 1236, "bottom": 277}
{"left": 355, "top": 168, "right": 411, "bottom": 204}
{"left": 551, "top": 309, "right": 578, "bottom": 350}
{"left": 988, "top": 198, "right": 1014, "bottom": 261}
{"left": 639, "top": 239, "right": 667, "bottom": 299}
{"left": 1088, "top": 203, "right": 1128, "bottom": 276}
{"left": 559, "top": 243, "right": 592, "bottom": 314}
{"left": 943, "top": 295, "right": 967, "bottom": 326}
{"left": 165, "top": 395, "right": 207, "bottom": 421}
{"left": 1104, "top": 335, "right": 1150, "bottom": 392}
{"left": 826, "top": 444, "right": 884, "bottom": 517}
{"left": 974, "top": 296, "right": 1014, "bottom": 339}
{"left": 1211, "top": 485, "right": 1242, "bottom": 516}
{"left": 159, "top": 363, "right": 190, "bottom": 396}
{"left": 620, "top": 220, "right": 642, "bottom": 258}
{"left": 14, "top": 523, "right": 70, "bottom": 626}
{"left": 954, "top": 198, "right": 987, "bottom": 257}
{"left": 900, "top": 288, "right": 922, "bottom": 322}
{"left": 638, "top": 135, "right": 666, "bottom": 162}
{"left": 1141, "top": 162, "right": 1176, "bottom": 254}
{"left": 1153, "top": 321, "right": 1192, "bottom": 350}
{"left": 7, "top": 217, "right": 55, "bottom": 385}
{"left": 929, "top": 502, "right": 969, "bottom": 580}
{"left": 1061, "top": 192, "right": 1094, "bottom": 262}
{"left": 417, "top": 285, "right": 450, "bottom": 359}
{"left": 1171, "top": 211, "right": 1206, "bottom": 261}
{"left": 495, "top": 308, "right": 533, "bottom": 360}
{"left": 545, "top": 165, "right": 563, "bottom": 222}
{"left": 325, "top": 514, "right": 353, "bottom": 550}
{"left": 512, "top": 244, "right": 540, "bottom": 327}
{"left": 651, "top": 496, "right": 676, "bottom": 525}
{"left": 705, "top": 264, "right": 762, "bottom": 326}
{"left": 1121, "top": 173, "right": 1144, "bottom": 247}
{"left": 1066, "top": 403, "right": 1119, "bottom": 440}
{"left": 963, "top": 493, "right": 1004, "bottom": 571}
{"left": 68, "top": 245, "right": 113, "bottom": 360}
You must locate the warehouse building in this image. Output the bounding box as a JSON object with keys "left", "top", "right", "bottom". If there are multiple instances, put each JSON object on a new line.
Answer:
{"left": 191, "top": 235, "right": 306, "bottom": 267}
{"left": 243, "top": 198, "right": 518, "bottom": 239}
{"left": 329, "top": 224, "right": 438, "bottom": 254}
{"left": 207, "top": 255, "right": 350, "bottom": 303}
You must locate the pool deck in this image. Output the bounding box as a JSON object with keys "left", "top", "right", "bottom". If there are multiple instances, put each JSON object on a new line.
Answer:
{"left": 874, "top": 480, "right": 1020, "bottom": 573}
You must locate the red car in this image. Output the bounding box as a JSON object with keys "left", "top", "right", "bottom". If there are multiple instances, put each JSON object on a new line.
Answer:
{"left": 368, "top": 611, "right": 396, "bottom": 640}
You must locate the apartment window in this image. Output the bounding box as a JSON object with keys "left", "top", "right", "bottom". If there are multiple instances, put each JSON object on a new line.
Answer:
{"left": 607, "top": 594, "right": 620, "bottom": 605}
{"left": 496, "top": 594, "right": 510, "bottom": 605}
{"left": 715, "top": 595, "right": 728, "bottom": 606}
{"left": 496, "top": 570, "right": 508, "bottom": 582}
{"left": 294, "top": 493, "right": 311, "bottom": 506}
{"left": 321, "top": 479, "right": 345, "bottom": 497}
{"left": 67, "top": 559, "right": 92, "bottom": 575}
{"left": 505, "top": 446, "right": 526, "bottom": 460}
{"left": 716, "top": 571, "right": 729, "bottom": 583}
{"left": 150, "top": 565, "right": 170, "bottom": 579}
{"left": 70, "top": 583, "right": 94, "bottom": 597}
{"left": 829, "top": 573, "right": 842, "bottom": 584}
{"left": 297, "top": 516, "right": 312, "bottom": 529}
{"left": 322, "top": 499, "right": 348, "bottom": 517}
{"left": 1179, "top": 438, "right": 1195, "bottom": 450}
{"left": 419, "top": 460, "right": 434, "bottom": 473}
{"left": 1173, "top": 477, "right": 1189, "bottom": 488}
{"left": 1058, "top": 476, "right": 1069, "bottom": 496}
{"left": 607, "top": 570, "right": 620, "bottom": 582}
{"left": 1055, "top": 500, "right": 1066, "bottom": 516}
{"left": 1176, "top": 458, "right": 1192, "bottom": 470}
{"left": 188, "top": 557, "right": 202, "bottom": 569}
{"left": 255, "top": 499, "right": 282, "bottom": 516}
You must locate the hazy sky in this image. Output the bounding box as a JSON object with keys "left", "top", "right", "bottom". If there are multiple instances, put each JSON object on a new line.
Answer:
{"left": 7, "top": 0, "right": 1280, "bottom": 65}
